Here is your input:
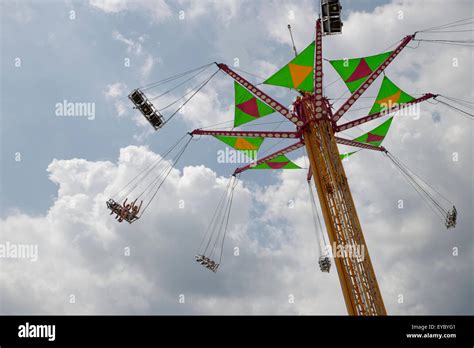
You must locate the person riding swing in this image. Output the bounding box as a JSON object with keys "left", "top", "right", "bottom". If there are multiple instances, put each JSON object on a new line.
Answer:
{"left": 119, "top": 199, "right": 132, "bottom": 222}
{"left": 130, "top": 199, "right": 143, "bottom": 218}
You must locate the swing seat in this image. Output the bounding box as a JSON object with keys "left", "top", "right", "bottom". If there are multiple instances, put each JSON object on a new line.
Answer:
{"left": 129, "top": 89, "right": 146, "bottom": 106}
{"left": 319, "top": 256, "right": 331, "bottom": 273}
{"left": 206, "top": 261, "right": 219, "bottom": 272}
{"left": 125, "top": 213, "right": 140, "bottom": 224}
{"left": 445, "top": 206, "right": 457, "bottom": 229}
{"left": 106, "top": 199, "right": 140, "bottom": 224}
{"left": 106, "top": 199, "right": 122, "bottom": 215}
{"left": 195, "top": 254, "right": 219, "bottom": 272}
{"left": 128, "top": 89, "right": 165, "bottom": 130}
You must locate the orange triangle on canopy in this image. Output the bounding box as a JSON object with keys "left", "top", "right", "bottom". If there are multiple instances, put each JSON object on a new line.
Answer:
{"left": 288, "top": 63, "right": 313, "bottom": 88}
{"left": 235, "top": 138, "right": 258, "bottom": 150}
{"left": 376, "top": 90, "right": 402, "bottom": 107}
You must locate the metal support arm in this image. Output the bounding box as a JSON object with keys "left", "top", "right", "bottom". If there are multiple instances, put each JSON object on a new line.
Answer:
{"left": 312, "top": 19, "right": 328, "bottom": 121}
{"left": 234, "top": 140, "right": 305, "bottom": 174}
{"left": 335, "top": 136, "right": 386, "bottom": 152}
{"left": 336, "top": 93, "right": 436, "bottom": 132}
{"left": 191, "top": 129, "right": 299, "bottom": 139}
{"left": 216, "top": 63, "right": 304, "bottom": 127}
{"left": 332, "top": 34, "right": 415, "bottom": 122}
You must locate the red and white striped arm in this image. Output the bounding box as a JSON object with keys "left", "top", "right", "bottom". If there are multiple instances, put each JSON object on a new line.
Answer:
{"left": 191, "top": 129, "right": 299, "bottom": 139}
{"left": 336, "top": 93, "right": 436, "bottom": 132}
{"left": 234, "top": 140, "right": 305, "bottom": 174}
{"left": 216, "top": 63, "right": 304, "bottom": 127}
{"left": 335, "top": 136, "right": 386, "bottom": 152}
{"left": 332, "top": 34, "right": 415, "bottom": 123}
{"left": 312, "top": 19, "right": 329, "bottom": 121}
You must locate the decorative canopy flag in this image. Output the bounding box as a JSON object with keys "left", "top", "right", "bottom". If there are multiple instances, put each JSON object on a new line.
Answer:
{"left": 353, "top": 116, "right": 394, "bottom": 147}
{"left": 234, "top": 82, "right": 275, "bottom": 127}
{"left": 369, "top": 76, "right": 415, "bottom": 115}
{"left": 214, "top": 135, "right": 264, "bottom": 160}
{"left": 340, "top": 151, "right": 357, "bottom": 160}
{"left": 330, "top": 51, "right": 392, "bottom": 93}
{"left": 339, "top": 117, "right": 394, "bottom": 159}
{"left": 263, "top": 41, "right": 315, "bottom": 92}
{"left": 250, "top": 155, "right": 301, "bottom": 170}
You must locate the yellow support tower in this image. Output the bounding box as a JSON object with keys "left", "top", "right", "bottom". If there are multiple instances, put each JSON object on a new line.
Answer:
{"left": 298, "top": 19, "right": 386, "bottom": 315}
{"left": 303, "top": 115, "right": 386, "bottom": 315}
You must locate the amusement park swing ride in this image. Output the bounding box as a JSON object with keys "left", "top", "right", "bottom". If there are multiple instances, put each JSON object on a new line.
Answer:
{"left": 106, "top": 3, "right": 473, "bottom": 315}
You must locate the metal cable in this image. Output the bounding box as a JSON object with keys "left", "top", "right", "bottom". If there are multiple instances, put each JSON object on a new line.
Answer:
{"left": 386, "top": 152, "right": 448, "bottom": 218}
{"left": 436, "top": 99, "right": 474, "bottom": 119}
{"left": 417, "top": 17, "right": 474, "bottom": 33}
{"left": 148, "top": 65, "right": 213, "bottom": 101}
{"left": 308, "top": 179, "right": 327, "bottom": 255}
{"left": 112, "top": 133, "right": 189, "bottom": 201}
{"left": 139, "top": 63, "right": 214, "bottom": 91}
{"left": 388, "top": 151, "right": 453, "bottom": 205}
{"left": 217, "top": 176, "right": 238, "bottom": 263}
{"left": 202, "top": 178, "right": 233, "bottom": 255}
{"left": 139, "top": 136, "right": 193, "bottom": 216}
{"left": 162, "top": 70, "right": 220, "bottom": 126}
{"left": 199, "top": 178, "right": 233, "bottom": 254}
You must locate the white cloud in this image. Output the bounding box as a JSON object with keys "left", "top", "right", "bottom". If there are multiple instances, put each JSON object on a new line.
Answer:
{"left": 112, "top": 31, "right": 160, "bottom": 79}
{"left": 178, "top": 83, "right": 232, "bottom": 128}
{"left": 89, "top": 0, "right": 172, "bottom": 22}
{"left": 104, "top": 82, "right": 127, "bottom": 99}
{"left": 112, "top": 31, "right": 143, "bottom": 55}
{"left": 0, "top": 146, "right": 347, "bottom": 314}
{"left": 89, "top": 0, "right": 128, "bottom": 13}
{"left": 254, "top": 60, "right": 278, "bottom": 79}
{"left": 178, "top": 0, "right": 240, "bottom": 24}
{"left": 141, "top": 54, "right": 155, "bottom": 78}
{"left": 1, "top": 128, "right": 471, "bottom": 315}
{"left": 103, "top": 82, "right": 130, "bottom": 118}
{"left": 261, "top": 0, "right": 317, "bottom": 49}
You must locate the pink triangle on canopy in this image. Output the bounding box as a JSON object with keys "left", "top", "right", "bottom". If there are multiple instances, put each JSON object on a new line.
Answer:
{"left": 267, "top": 161, "right": 289, "bottom": 169}
{"left": 236, "top": 97, "right": 260, "bottom": 118}
{"left": 366, "top": 132, "right": 385, "bottom": 143}
{"left": 346, "top": 58, "right": 372, "bottom": 82}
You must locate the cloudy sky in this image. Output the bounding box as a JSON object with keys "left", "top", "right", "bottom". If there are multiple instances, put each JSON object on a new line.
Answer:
{"left": 0, "top": 0, "right": 472, "bottom": 315}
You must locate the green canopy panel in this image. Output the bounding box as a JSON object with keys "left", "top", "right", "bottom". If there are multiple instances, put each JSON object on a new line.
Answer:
{"left": 330, "top": 51, "right": 392, "bottom": 93}
{"left": 369, "top": 76, "right": 415, "bottom": 115}
{"left": 353, "top": 116, "right": 394, "bottom": 147}
{"left": 263, "top": 41, "right": 315, "bottom": 92}
{"left": 339, "top": 151, "right": 357, "bottom": 160}
{"left": 234, "top": 82, "right": 275, "bottom": 127}
{"left": 339, "top": 116, "right": 394, "bottom": 159}
{"left": 214, "top": 135, "right": 264, "bottom": 160}
{"left": 250, "top": 155, "right": 301, "bottom": 170}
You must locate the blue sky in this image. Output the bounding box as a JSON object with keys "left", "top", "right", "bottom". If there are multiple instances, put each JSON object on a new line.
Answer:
{"left": 1, "top": 0, "right": 472, "bottom": 315}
